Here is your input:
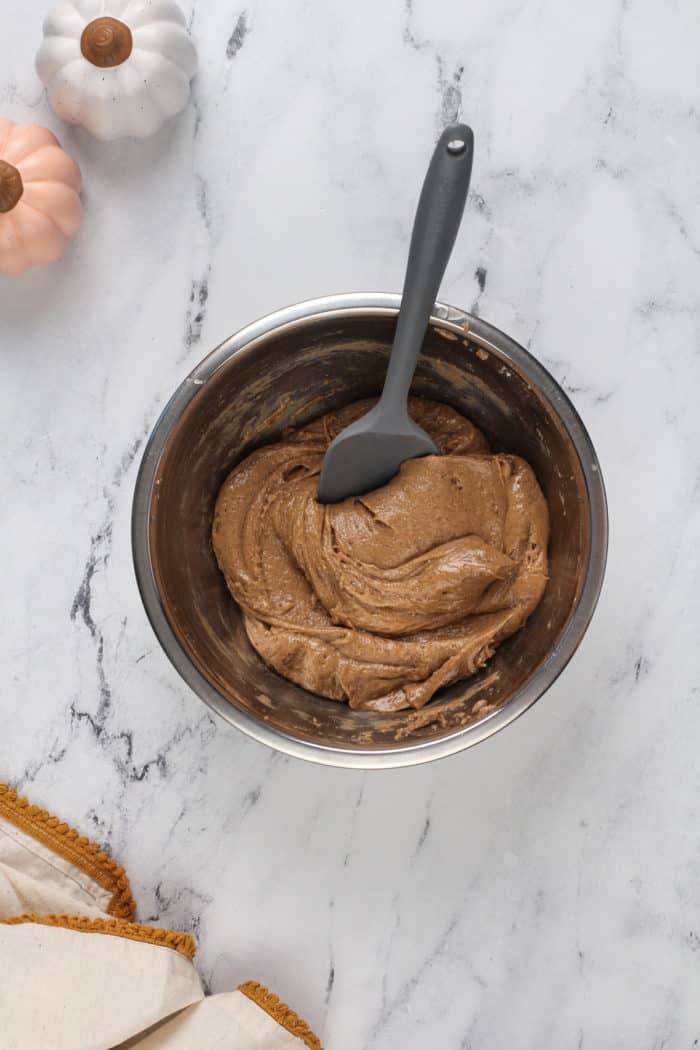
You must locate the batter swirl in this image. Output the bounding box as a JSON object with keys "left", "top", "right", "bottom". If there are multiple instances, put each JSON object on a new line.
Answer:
{"left": 212, "top": 399, "right": 549, "bottom": 712}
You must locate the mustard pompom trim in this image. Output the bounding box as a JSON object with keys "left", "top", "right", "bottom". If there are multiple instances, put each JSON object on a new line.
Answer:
{"left": 0, "top": 784, "right": 135, "bottom": 919}
{"left": 239, "top": 981, "right": 322, "bottom": 1049}
{"left": 1, "top": 913, "right": 197, "bottom": 960}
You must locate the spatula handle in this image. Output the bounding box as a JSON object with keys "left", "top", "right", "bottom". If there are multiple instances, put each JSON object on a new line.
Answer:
{"left": 381, "top": 124, "right": 474, "bottom": 411}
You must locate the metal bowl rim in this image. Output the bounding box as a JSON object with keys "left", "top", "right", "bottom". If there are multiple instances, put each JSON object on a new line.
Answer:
{"left": 132, "top": 292, "right": 609, "bottom": 769}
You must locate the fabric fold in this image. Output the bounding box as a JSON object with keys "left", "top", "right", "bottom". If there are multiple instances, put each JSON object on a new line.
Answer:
{"left": 0, "top": 783, "right": 322, "bottom": 1050}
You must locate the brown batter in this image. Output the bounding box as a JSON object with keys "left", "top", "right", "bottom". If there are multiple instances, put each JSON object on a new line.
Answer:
{"left": 212, "top": 399, "right": 549, "bottom": 712}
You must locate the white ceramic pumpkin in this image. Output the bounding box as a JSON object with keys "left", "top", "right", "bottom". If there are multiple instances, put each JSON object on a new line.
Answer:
{"left": 36, "top": 0, "right": 198, "bottom": 141}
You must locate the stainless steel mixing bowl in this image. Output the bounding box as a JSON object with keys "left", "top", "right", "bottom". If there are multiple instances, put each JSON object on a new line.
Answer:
{"left": 132, "top": 293, "right": 608, "bottom": 768}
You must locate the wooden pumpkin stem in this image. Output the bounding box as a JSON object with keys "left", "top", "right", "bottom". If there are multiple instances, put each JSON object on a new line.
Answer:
{"left": 81, "top": 16, "right": 133, "bottom": 68}
{"left": 0, "top": 160, "right": 23, "bottom": 213}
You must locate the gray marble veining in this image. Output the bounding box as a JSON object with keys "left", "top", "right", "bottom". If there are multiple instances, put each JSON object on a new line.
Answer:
{"left": 2, "top": 1, "right": 700, "bottom": 1046}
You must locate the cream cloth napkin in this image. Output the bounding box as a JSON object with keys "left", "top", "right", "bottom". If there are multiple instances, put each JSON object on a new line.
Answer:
{"left": 0, "top": 785, "right": 321, "bottom": 1050}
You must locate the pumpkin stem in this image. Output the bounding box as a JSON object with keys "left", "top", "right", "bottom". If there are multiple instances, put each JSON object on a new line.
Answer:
{"left": 0, "top": 160, "right": 23, "bottom": 213}
{"left": 81, "top": 16, "right": 133, "bottom": 68}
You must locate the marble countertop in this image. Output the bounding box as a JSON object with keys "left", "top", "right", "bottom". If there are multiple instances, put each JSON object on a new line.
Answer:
{"left": 2, "top": 1, "right": 699, "bottom": 1046}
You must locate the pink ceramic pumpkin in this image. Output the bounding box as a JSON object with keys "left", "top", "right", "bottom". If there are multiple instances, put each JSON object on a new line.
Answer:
{"left": 0, "top": 119, "right": 82, "bottom": 274}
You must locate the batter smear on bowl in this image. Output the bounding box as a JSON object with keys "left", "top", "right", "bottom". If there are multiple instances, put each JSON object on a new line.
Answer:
{"left": 212, "top": 398, "right": 549, "bottom": 712}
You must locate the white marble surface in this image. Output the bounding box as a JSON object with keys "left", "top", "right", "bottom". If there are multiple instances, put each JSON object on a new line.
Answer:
{"left": 2, "top": 1, "right": 700, "bottom": 1046}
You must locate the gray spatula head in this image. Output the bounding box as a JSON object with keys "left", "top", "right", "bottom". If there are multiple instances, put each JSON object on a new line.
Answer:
{"left": 317, "top": 123, "right": 474, "bottom": 504}
{"left": 317, "top": 402, "right": 437, "bottom": 503}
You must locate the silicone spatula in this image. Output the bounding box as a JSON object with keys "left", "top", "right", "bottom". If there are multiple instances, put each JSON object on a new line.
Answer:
{"left": 317, "top": 123, "right": 474, "bottom": 504}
